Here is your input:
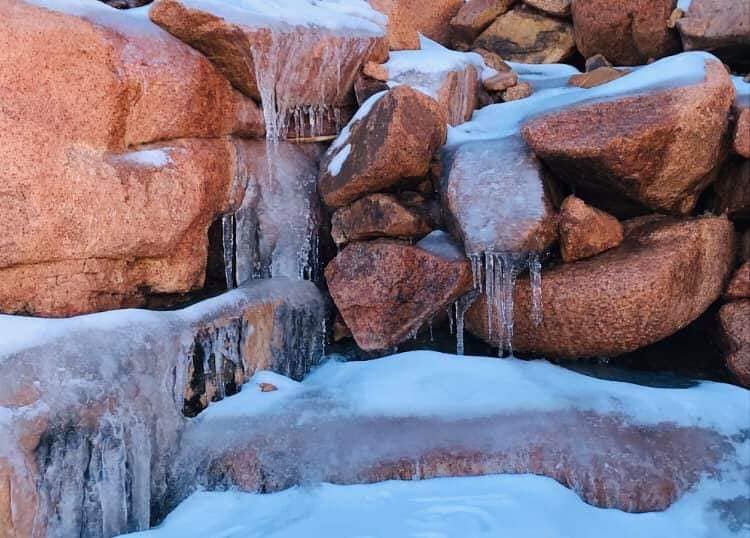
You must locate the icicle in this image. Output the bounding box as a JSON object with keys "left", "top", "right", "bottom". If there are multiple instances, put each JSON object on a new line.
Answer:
{"left": 447, "top": 306, "right": 455, "bottom": 335}
{"left": 529, "top": 252, "right": 543, "bottom": 327}
{"left": 222, "top": 213, "right": 235, "bottom": 289}
{"left": 498, "top": 254, "right": 518, "bottom": 357}
{"left": 454, "top": 292, "right": 478, "bottom": 356}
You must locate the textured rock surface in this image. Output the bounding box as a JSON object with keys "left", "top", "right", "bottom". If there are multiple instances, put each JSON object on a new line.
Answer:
{"left": 724, "top": 262, "right": 750, "bottom": 301}
{"left": 331, "top": 194, "right": 432, "bottom": 246}
{"left": 473, "top": 8, "right": 575, "bottom": 64}
{"left": 569, "top": 67, "right": 627, "bottom": 89}
{"left": 523, "top": 61, "right": 734, "bottom": 216}
{"left": 0, "top": 280, "right": 326, "bottom": 538}
{"left": 369, "top": 0, "right": 464, "bottom": 50}
{"left": 718, "top": 300, "right": 750, "bottom": 387}
{"left": 450, "top": 0, "right": 515, "bottom": 48}
{"left": 467, "top": 216, "right": 736, "bottom": 358}
{"left": 484, "top": 70, "right": 519, "bottom": 92}
{"left": 522, "top": 0, "right": 570, "bottom": 17}
{"left": 677, "top": 0, "right": 750, "bottom": 69}
{"left": 734, "top": 108, "right": 750, "bottom": 158}
{"left": 571, "top": 0, "right": 681, "bottom": 65}
{"left": 559, "top": 196, "right": 623, "bottom": 262}
{"left": 706, "top": 158, "right": 750, "bottom": 222}
{"left": 440, "top": 137, "right": 559, "bottom": 255}
{"left": 319, "top": 87, "right": 447, "bottom": 208}
{"left": 325, "top": 235, "right": 473, "bottom": 350}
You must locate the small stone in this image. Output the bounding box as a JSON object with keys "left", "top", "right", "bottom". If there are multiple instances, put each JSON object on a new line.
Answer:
{"left": 502, "top": 82, "right": 533, "bottom": 101}
{"left": 559, "top": 196, "right": 624, "bottom": 262}
{"left": 568, "top": 67, "right": 627, "bottom": 89}
{"left": 259, "top": 383, "right": 278, "bottom": 393}
{"left": 667, "top": 8, "right": 684, "bottom": 29}
{"left": 472, "top": 48, "right": 512, "bottom": 72}
{"left": 483, "top": 70, "right": 519, "bottom": 92}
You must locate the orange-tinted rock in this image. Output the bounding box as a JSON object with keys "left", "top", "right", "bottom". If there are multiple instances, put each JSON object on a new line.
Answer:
{"left": 319, "top": 87, "right": 447, "bottom": 208}
{"left": 354, "top": 75, "right": 390, "bottom": 105}
{"left": 677, "top": 0, "right": 750, "bottom": 70}
{"left": 568, "top": 66, "right": 627, "bottom": 89}
{"left": 559, "top": 196, "right": 623, "bottom": 262}
{"left": 572, "top": 0, "right": 681, "bottom": 65}
{"left": 724, "top": 262, "right": 750, "bottom": 300}
{"left": 483, "top": 70, "right": 519, "bottom": 92}
{"left": 363, "top": 60, "right": 389, "bottom": 81}
{"left": 450, "top": 0, "right": 516, "bottom": 48}
{"left": 733, "top": 108, "right": 750, "bottom": 158}
{"left": 522, "top": 62, "right": 734, "bottom": 216}
{"left": 718, "top": 300, "right": 750, "bottom": 387}
{"left": 522, "top": 0, "right": 571, "bottom": 17}
{"left": 474, "top": 8, "right": 575, "bottom": 63}
{"left": 440, "top": 137, "right": 559, "bottom": 255}
{"left": 502, "top": 81, "right": 533, "bottom": 101}
{"left": 331, "top": 194, "right": 432, "bottom": 246}
{"left": 472, "top": 47, "right": 512, "bottom": 71}
{"left": 467, "top": 216, "right": 736, "bottom": 358}
{"left": 325, "top": 234, "right": 473, "bottom": 350}
{"left": 707, "top": 158, "right": 750, "bottom": 221}
{"left": 369, "top": 0, "right": 464, "bottom": 50}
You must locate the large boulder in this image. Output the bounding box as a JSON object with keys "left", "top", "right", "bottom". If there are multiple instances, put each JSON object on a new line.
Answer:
{"left": 318, "top": 87, "right": 447, "bottom": 208}
{"left": 325, "top": 233, "right": 473, "bottom": 350}
{"left": 150, "top": 0, "right": 388, "bottom": 138}
{"left": 677, "top": 0, "right": 750, "bottom": 70}
{"left": 571, "top": 0, "right": 681, "bottom": 65}
{"left": 522, "top": 61, "right": 734, "bottom": 216}
{"left": 440, "top": 136, "right": 559, "bottom": 256}
{"left": 473, "top": 8, "right": 576, "bottom": 63}
{"left": 0, "top": 280, "right": 326, "bottom": 538}
{"left": 450, "top": 0, "right": 516, "bottom": 49}
{"left": 368, "top": 0, "right": 464, "bottom": 50}
{"left": 706, "top": 158, "right": 750, "bottom": 222}
{"left": 466, "top": 216, "right": 736, "bottom": 358}
{"left": 718, "top": 300, "right": 750, "bottom": 388}
{"left": 558, "top": 196, "right": 623, "bottom": 263}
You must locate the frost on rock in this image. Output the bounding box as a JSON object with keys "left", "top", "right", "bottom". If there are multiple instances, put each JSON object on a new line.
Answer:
{"left": 0, "top": 279, "right": 326, "bottom": 538}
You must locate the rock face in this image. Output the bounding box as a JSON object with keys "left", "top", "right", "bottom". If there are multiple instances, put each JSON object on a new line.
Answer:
{"left": 325, "top": 234, "right": 473, "bottom": 350}
{"left": 0, "top": 280, "right": 326, "bottom": 538}
{"left": 571, "top": 0, "right": 681, "bottom": 65}
{"left": 559, "top": 196, "right": 623, "bottom": 262}
{"left": 369, "top": 0, "right": 464, "bottom": 50}
{"left": 707, "top": 158, "right": 750, "bottom": 222}
{"left": 150, "top": 0, "right": 388, "bottom": 138}
{"left": 677, "top": 0, "right": 750, "bottom": 70}
{"left": 467, "top": 216, "right": 736, "bottom": 358}
{"left": 522, "top": 61, "right": 734, "bottom": 216}
{"left": 725, "top": 262, "right": 750, "bottom": 301}
{"left": 0, "top": 0, "right": 265, "bottom": 316}
{"left": 473, "top": 8, "right": 576, "bottom": 64}
{"left": 719, "top": 300, "right": 750, "bottom": 387}
{"left": 440, "top": 137, "right": 559, "bottom": 256}
{"left": 318, "top": 87, "right": 447, "bottom": 208}
{"left": 450, "top": 0, "right": 515, "bottom": 48}
{"left": 331, "top": 194, "right": 432, "bottom": 246}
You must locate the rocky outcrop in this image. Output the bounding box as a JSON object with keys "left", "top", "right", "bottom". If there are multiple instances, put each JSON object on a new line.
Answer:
{"left": 718, "top": 300, "right": 750, "bottom": 387}
{"left": 571, "top": 0, "right": 681, "bottom": 65}
{"left": 523, "top": 61, "right": 734, "bottom": 216}
{"left": 0, "top": 280, "right": 326, "bottom": 538}
{"left": 331, "top": 194, "right": 432, "bottom": 246}
{"left": 677, "top": 0, "right": 750, "bottom": 70}
{"left": 440, "top": 137, "right": 559, "bottom": 256}
{"left": 318, "top": 87, "right": 447, "bottom": 208}
{"left": 325, "top": 234, "right": 473, "bottom": 350}
{"left": 0, "top": 0, "right": 265, "bottom": 316}
{"left": 559, "top": 196, "right": 623, "bottom": 262}
{"left": 369, "top": 0, "right": 464, "bottom": 50}
{"left": 467, "top": 216, "right": 736, "bottom": 358}
{"left": 450, "top": 0, "right": 515, "bottom": 48}
{"left": 473, "top": 8, "right": 576, "bottom": 63}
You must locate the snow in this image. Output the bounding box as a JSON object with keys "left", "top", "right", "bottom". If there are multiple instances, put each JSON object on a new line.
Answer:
{"left": 118, "top": 148, "right": 172, "bottom": 168}
{"left": 327, "top": 143, "right": 351, "bottom": 176}
{"left": 124, "top": 468, "right": 749, "bottom": 538}
{"left": 677, "top": 0, "right": 693, "bottom": 11}
{"left": 733, "top": 75, "right": 750, "bottom": 109}
{"left": 27, "top": 0, "right": 162, "bottom": 36}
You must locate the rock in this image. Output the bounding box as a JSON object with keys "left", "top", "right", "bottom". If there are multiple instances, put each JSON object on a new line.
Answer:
{"left": 724, "top": 262, "right": 750, "bottom": 300}
{"left": 0, "top": 280, "right": 326, "bottom": 537}
{"left": 522, "top": 0, "right": 571, "bottom": 17}
{"left": 706, "top": 158, "right": 750, "bottom": 222}
{"left": 369, "top": 0, "right": 465, "bottom": 50}
{"left": 677, "top": 0, "right": 750, "bottom": 70}
{"left": 667, "top": 8, "right": 685, "bottom": 29}
{"left": 571, "top": 0, "right": 681, "bottom": 66}
{"left": 522, "top": 61, "right": 734, "bottom": 216}
{"left": 333, "top": 313, "right": 354, "bottom": 342}
{"left": 440, "top": 137, "right": 559, "bottom": 256}
{"left": 259, "top": 383, "right": 279, "bottom": 393}
{"left": 568, "top": 66, "right": 627, "bottom": 89}
{"left": 319, "top": 86, "right": 447, "bottom": 208}
{"left": 483, "top": 70, "right": 519, "bottom": 92}
{"left": 466, "top": 216, "right": 736, "bottom": 358}
{"left": 718, "top": 300, "right": 750, "bottom": 387}
{"left": 472, "top": 47, "right": 512, "bottom": 71}
{"left": 741, "top": 230, "right": 750, "bottom": 263}
{"left": 331, "top": 194, "right": 432, "bottom": 246}
{"left": 585, "top": 53, "right": 612, "bottom": 72}
{"left": 354, "top": 75, "right": 390, "bottom": 105}
{"left": 450, "top": 0, "right": 516, "bottom": 48}
{"left": 363, "top": 60, "right": 389, "bottom": 81}
{"left": 559, "top": 196, "right": 623, "bottom": 262}
{"left": 473, "top": 8, "right": 576, "bottom": 64}
{"left": 150, "top": 0, "right": 387, "bottom": 138}
{"left": 733, "top": 108, "right": 750, "bottom": 158}
{"left": 325, "top": 234, "right": 473, "bottom": 350}
{"left": 502, "top": 81, "right": 534, "bottom": 101}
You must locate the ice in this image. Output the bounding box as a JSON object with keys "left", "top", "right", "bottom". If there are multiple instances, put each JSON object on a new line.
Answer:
{"left": 327, "top": 143, "right": 351, "bottom": 176}
{"left": 328, "top": 90, "right": 386, "bottom": 152}
{"left": 677, "top": 0, "right": 693, "bottom": 10}
{"left": 117, "top": 149, "right": 172, "bottom": 168}
{"left": 453, "top": 292, "right": 478, "bottom": 355}
{"left": 27, "top": 0, "right": 162, "bottom": 36}
{"left": 529, "top": 252, "right": 543, "bottom": 327}
{"left": 221, "top": 213, "right": 236, "bottom": 289}
{"left": 416, "top": 230, "right": 466, "bottom": 261}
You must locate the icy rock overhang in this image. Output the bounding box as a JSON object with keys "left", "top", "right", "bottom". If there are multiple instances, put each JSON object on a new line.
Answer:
{"left": 149, "top": 0, "right": 388, "bottom": 139}
{"left": 164, "top": 351, "right": 750, "bottom": 514}
{"left": 0, "top": 280, "right": 326, "bottom": 538}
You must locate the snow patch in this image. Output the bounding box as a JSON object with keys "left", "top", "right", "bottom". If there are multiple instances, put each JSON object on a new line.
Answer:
{"left": 119, "top": 149, "right": 172, "bottom": 168}
{"left": 327, "top": 144, "right": 351, "bottom": 176}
